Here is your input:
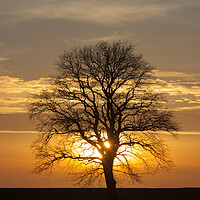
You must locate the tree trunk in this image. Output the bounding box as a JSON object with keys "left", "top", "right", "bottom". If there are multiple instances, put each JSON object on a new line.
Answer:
{"left": 103, "top": 159, "right": 119, "bottom": 200}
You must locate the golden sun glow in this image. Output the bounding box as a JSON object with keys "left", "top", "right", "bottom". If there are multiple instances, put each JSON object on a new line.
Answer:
{"left": 104, "top": 141, "right": 110, "bottom": 148}
{"left": 74, "top": 139, "right": 140, "bottom": 167}
{"left": 76, "top": 140, "right": 111, "bottom": 160}
{"left": 76, "top": 141, "right": 102, "bottom": 159}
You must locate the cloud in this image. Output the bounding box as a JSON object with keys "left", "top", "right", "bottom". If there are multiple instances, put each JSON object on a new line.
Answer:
{"left": 1, "top": 0, "right": 199, "bottom": 25}
{"left": 154, "top": 79, "right": 200, "bottom": 97}
{"left": 171, "top": 105, "right": 200, "bottom": 111}
{"left": 154, "top": 71, "right": 200, "bottom": 99}
{"left": 0, "top": 70, "right": 200, "bottom": 114}
{"left": 0, "top": 76, "right": 50, "bottom": 114}
{"left": 0, "top": 106, "right": 26, "bottom": 114}
{"left": 151, "top": 70, "right": 200, "bottom": 111}
{"left": 63, "top": 31, "right": 132, "bottom": 46}
{"left": 0, "top": 57, "right": 10, "bottom": 62}
{"left": 154, "top": 70, "right": 200, "bottom": 81}
{"left": 0, "top": 130, "right": 38, "bottom": 134}
{"left": 0, "top": 76, "right": 49, "bottom": 94}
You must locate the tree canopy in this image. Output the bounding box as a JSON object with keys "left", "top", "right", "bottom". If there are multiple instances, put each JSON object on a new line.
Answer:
{"left": 28, "top": 41, "right": 180, "bottom": 200}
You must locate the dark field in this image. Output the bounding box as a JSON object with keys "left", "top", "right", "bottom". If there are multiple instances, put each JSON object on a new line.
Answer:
{"left": 0, "top": 188, "right": 199, "bottom": 200}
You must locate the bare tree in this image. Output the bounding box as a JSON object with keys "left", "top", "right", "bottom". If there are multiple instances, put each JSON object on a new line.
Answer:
{"left": 28, "top": 41, "right": 180, "bottom": 200}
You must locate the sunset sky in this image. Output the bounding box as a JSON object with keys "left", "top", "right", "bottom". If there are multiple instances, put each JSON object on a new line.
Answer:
{"left": 0, "top": 0, "right": 200, "bottom": 188}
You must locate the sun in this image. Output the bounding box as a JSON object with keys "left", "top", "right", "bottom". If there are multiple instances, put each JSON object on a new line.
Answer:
{"left": 104, "top": 141, "right": 110, "bottom": 148}
{"left": 74, "top": 139, "right": 138, "bottom": 166}
{"left": 74, "top": 140, "right": 112, "bottom": 162}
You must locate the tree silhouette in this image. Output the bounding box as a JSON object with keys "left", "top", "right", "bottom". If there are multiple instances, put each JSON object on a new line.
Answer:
{"left": 28, "top": 41, "right": 180, "bottom": 200}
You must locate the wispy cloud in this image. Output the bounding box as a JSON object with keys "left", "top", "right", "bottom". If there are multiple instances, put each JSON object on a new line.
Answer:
{"left": 0, "top": 76, "right": 49, "bottom": 94}
{"left": 151, "top": 70, "right": 200, "bottom": 111}
{"left": 154, "top": 70, "right": 200, "bottom": 81}
{"left": 1, "top": 0, "right": 199, "bottom": 25}
{"left": 63, "top": 31, "right": 132, "bottom": 46}
{"left": 0, "top": 57, "right": 10, "bottom": 62}
{"left": 0, "top": 70, "right": 200, "bottom": 114}
{"left": 153, "top": 79, "right": 200, "bottom": 97}
{"left": 172, "top": 105, "right": 200, "bottom": 111}
{"left": 0, "top": 130, "right": 38, "bottom": 134}
{"left": 0, "top": 76, "right": 49, "bottom": 114}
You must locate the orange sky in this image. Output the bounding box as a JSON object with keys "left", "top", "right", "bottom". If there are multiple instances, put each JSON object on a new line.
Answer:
{"left": 0, "top": 132, "right": 200, "bottom": 188}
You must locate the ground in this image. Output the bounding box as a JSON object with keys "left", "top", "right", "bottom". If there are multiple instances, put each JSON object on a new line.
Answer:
{"left": 0, "top": 188, "right": 200, "bottom": 200}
